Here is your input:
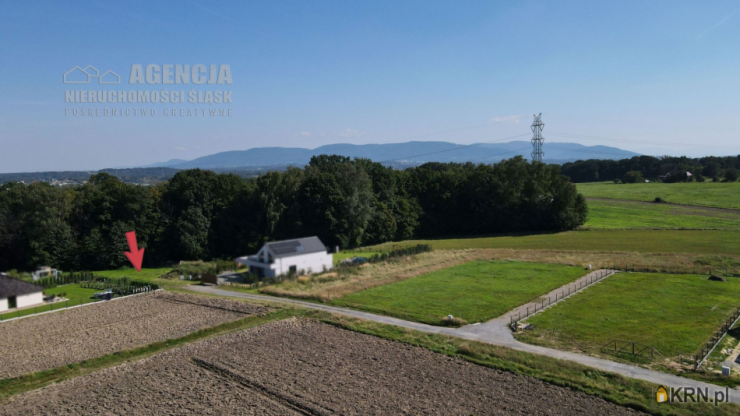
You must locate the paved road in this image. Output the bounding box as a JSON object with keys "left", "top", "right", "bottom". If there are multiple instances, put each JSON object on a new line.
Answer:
{"left": 186, "top": 277, "right": 739, "bottom": 404}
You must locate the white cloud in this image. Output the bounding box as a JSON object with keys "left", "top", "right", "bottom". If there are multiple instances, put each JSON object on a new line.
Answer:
{"left": 300, "top": 131, "right": 312, "bottom": 137}
{"left": 175, "top": 146, "right": 187, "bottom": 151}
{"left": 490, "top": 115, "right": 521, "bottom": 124}
{"left": 339, "top": 128, "right": 361, "bottom": 138}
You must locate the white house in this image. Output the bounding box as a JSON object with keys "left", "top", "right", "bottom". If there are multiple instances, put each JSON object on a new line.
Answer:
{"left": 236, "top": 237, "right": 333, "bottom": 278}
{"left": 0, "top": 274, "right": 45, "bottom": 312}
{"left": 31, "top": 266, "right": 61, "bottom": 281}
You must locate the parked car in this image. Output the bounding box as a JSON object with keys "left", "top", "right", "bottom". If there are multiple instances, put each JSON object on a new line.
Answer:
{"left": 93, "top": 289, "right": 113, "bottom": 300}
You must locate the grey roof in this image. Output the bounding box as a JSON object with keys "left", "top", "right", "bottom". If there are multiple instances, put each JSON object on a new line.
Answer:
{"left": 264, "top": 237, "right": 327, "bottom": 258}
{"left": 0, "top": 275, "right": 44, "bottom": 299}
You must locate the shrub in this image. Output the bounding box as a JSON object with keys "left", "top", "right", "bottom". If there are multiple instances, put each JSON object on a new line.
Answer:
{"left": 612, "top": 179, "right": 622, "bottom": 184}
{"left": 441, "top": 316, "right": 468, "bottom": 326}
{"left": 653, "top": 197, "right": 665, "bottom": 204}
{"left": 623, "top": 171, "right": 644, "bottom": 183}
{"left": 724, "top": 168, "right": 738, "bottom": 182}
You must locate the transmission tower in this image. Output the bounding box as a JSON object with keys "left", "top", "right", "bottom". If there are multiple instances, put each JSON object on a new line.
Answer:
{"left": 531, "top": 113, "right": 545, "bottom": 162}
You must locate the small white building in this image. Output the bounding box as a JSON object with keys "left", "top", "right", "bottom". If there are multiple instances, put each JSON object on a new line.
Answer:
{"left": 236, "top": 237, "right": 333, "bottom": 278}
{"left": 31, "top": 266, "right": 61, "bottom": 281}
{"left": 0, "top": 274, "right": 45, "bottom": 312}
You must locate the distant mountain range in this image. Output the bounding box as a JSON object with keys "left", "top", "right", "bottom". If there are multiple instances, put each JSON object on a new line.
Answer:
{"left": 146, "top": 141, "right": 640, "bottom": 169}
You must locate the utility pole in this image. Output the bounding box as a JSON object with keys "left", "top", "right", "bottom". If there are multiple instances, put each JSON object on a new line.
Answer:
{"left": 531, "top": 113, "right": 545, "bottom": 162}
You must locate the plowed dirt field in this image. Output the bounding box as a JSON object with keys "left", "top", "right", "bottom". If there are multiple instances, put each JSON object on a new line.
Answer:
{"left": 0, "top": 291, "right": 269, "bottom": 379}
{"left": 1, "top": 318, "right": 643, "bottom": 415}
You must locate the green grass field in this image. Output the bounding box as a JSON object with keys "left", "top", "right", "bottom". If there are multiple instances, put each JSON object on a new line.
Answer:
{"left": 366, "top": 229, "right": 740, "bottom": 256}
{"left": 42, "top": 284, "right": 99, "bottom": 302}
{"left": 91, "top": 268, "right": 172, "bottom": 282}
{"left": 585, "top": 199, "right": 740, "bottom": 230}
{"left": 330, "top": 260, "right": 586, "bottom": 325}
{"left": 519, "top": 272, "right": 740, "bottom": 358}
{"left": 0, "top": 284, "right": 102, "bottom": 321}
{"left": 577, "top": 182, "right": 740, "bottom": 210}
{"left": 91, "top": 267, "right": 202, "bottom": 290}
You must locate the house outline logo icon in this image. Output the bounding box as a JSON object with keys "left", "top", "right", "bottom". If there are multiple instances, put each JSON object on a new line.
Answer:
{"left": 99, "top": 70, "right": 121, "bottom": 84}
{"left": 63, "top": 65, "right": 119, "bottom": 84}
{"left": 656, "top": 386, "right": 668, "bottom": 403}
{"left": 63, "top": 66, "right": 93, "bottom": 83}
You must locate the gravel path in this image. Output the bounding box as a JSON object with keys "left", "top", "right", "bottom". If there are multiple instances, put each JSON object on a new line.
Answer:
{"left": 0, "top": 319, "right": 644, "bottom": 415}
{"left": 0, "top": 291, "right": 269, "bottom": 380}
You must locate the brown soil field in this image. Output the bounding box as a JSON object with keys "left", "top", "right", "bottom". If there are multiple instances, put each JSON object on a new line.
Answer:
{"left": 1, "top": 318, "right": 643, "bottom": 415}
{"left": 0, "top": 291, "right": 269, "bottom": 380}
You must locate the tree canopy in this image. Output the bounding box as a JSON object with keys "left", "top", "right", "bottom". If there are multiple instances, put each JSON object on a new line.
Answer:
{"left": 0, "top": 156, "right": 586, "bottom": 271}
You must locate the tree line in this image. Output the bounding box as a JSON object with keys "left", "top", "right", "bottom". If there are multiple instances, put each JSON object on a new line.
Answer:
{"left": 0, "top": 155, "right": 587, "bottom": 271}
{"left": 561, "top": 155, "right": 740, "bottom": 183}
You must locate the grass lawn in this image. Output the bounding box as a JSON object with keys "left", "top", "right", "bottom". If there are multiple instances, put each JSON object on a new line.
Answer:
{"left": 0, "top": 284, "right": 101, "bottom": 321}
{"left": 577, "top": 182, "right": 740, "bottom": 210}
{"left": 91, "top": 267, "right": 201, "bottom": 290}
{"left": 42, "top": 284, "right": 99, "bottom": 302}
{"left": 330, "top": 260, "right": 586, "bottom": 325}
{"left": 519, "top": 272, "right": 740, "bottom": 359}
{"left": 585, "top": 199, "right": 740, "bottom": 230}
{"left": 91, "top": 267, "right": 172, "bottom": 282}
{"left": 366, "top": 229, "right": 740, "bottom": 256}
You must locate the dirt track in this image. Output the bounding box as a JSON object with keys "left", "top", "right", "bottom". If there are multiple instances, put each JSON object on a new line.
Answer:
{"left": 0, "top": 291, "right": 269, "bottom": 380}
{"left": 1, "top": 319, "right": 643, "bottom": 415}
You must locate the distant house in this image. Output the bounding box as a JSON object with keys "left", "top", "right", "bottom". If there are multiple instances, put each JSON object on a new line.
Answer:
{"left": 0, "top": 274, "right": 44, "bottom": 312}
{"left": 31, "top": 266, "right": 60, "bottom": 281}
{"left": 236, "top": 237, "right": 333, "bottom": 278}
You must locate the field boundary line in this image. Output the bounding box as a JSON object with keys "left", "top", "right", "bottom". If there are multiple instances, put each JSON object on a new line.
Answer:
{"left": 585, "top": 197, "right": 740, "bottom": 215}
{"left": 0, "top": 289, "right": 163, "bottom": 325}
{"left": 509, "top": 269, "right": 619, "bottom": 329}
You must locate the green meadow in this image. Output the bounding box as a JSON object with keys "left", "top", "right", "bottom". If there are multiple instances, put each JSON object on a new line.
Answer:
{"left": 367, "top": 229, "right": 740, "bottom": 256}
{"left": 576, "top": 181, "right": 740, "bottom": 210}
{"left": 584, "top": 199, "right": 740, "bottom": 230}
{"left": 519, "top": 272, "right": 740, "bottom": 358}
{"left": 330, "top": 260, "right": 586, "bottom": 325}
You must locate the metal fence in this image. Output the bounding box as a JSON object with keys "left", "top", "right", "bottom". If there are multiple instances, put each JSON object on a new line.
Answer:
{"left": 510, "top": 269, "right": 616, "bottom": 329}
{"left": 694, "top": 307, "right": 740, "bottom": 369}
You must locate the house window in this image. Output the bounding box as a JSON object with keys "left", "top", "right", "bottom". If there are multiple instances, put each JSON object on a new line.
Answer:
{"left": 8, "top": 296, "right": 16, "bottom": 309}
{"left": 289, "top": 265, "right": 297, "bottom": 275}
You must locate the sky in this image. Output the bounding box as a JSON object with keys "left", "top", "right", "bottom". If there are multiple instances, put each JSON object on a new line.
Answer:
{"left": 1, "top": 0, "right": 739, "bottom": 173}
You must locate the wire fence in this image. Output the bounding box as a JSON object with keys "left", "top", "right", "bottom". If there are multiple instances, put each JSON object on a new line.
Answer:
{"left": 0, "top": 287, "right": 159, "bottom": 323}
{"left": 600, "top": 340, "right": 664, "bottom": 361}
{"left": 510, "top": 269, "right": 616, "bottom": 329}
{"left": 604, "top": 264, "right": 740, "bottom": 277}
{"left": 694, "top": 307, "right": 740, "bottom": 369}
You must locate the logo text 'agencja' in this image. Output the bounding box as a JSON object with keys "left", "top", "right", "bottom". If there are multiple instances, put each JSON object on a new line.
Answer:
{"left": 128, "top": 64, "right": 232, "bottom": 85}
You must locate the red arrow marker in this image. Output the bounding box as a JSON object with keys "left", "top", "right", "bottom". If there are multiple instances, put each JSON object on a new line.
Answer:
{"left": 124, "top": 231, "right": 145, "bottom": 272}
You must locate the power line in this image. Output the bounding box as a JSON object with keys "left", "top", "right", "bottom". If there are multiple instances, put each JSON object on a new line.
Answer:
{"left": 548, "top": 114, "right": 738, "bottom": 134}
{"left": 547, "top": 132, "right": 740, "bottom": 150}
{"left": 472, "top": 147, "right": 532, "bottom": 162}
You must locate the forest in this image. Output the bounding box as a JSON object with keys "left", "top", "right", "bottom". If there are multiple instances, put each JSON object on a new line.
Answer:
{"left": 0, "top": 155, "right": 587, "bottom": 271}
{"left": 561, "top": 155, "right": 740, "bottom": 183}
